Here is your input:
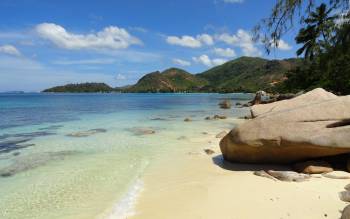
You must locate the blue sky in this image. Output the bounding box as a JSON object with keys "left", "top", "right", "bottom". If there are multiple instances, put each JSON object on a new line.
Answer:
{"left": 0, "top": 0, "right": 300, "bottom": 91}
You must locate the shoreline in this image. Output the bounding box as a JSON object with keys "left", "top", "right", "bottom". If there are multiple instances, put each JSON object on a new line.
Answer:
{"left": 130, "top": 117, "right": 348, "bottom": 219}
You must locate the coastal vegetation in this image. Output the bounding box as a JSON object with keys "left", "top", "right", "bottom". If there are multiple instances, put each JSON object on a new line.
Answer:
{"left": 42, "top": 83, "right": 114, "bottom": 93}
{"left": 257, "top": 0, "right": 350, "bottom": 95}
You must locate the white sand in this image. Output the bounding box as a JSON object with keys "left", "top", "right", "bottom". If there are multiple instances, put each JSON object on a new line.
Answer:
{"left": 132, "top": 135, "right": 348, "bottom": 219}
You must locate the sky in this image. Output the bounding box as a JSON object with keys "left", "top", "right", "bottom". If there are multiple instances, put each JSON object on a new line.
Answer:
{"left": 0, "top": 0, "right": 301, "bottom": 92}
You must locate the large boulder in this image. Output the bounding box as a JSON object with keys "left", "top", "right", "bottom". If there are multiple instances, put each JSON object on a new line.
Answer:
{"left": 220, "top": 88, "right": 350, "bottom": 164}
{"left": 251, "top": 88, "right": 337, "bottom": 118}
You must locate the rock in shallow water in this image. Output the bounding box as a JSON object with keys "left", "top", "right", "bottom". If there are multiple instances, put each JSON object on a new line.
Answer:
{"left": 0, "top": 151, "right": 79, "bottom": 177}
{"left": 220, "top": 88, "right": 350, "bottom": 164}
{"left": 66, "top": 129, "right": 107, "bottom": 137}
{"left": 127, "top": 127, "right": 156, "bottom": 136}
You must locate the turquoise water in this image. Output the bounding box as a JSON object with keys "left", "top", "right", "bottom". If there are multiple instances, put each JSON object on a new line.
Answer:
{"left": 0, "top": 93, "right": 252, "bottom": 219}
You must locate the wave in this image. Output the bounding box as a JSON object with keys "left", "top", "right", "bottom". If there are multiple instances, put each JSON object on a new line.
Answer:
{"left": 104, "top": 178, "right": 144, "bottom": 219}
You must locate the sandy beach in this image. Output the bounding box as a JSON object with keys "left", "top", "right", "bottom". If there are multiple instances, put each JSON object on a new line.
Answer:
{"left": 132, "top": 124, "right": 349, "bottom": 219}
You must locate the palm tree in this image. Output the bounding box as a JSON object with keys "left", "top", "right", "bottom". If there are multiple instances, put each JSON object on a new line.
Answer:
{"left": 295, "top": 3, "right": 336, "bottom": 60}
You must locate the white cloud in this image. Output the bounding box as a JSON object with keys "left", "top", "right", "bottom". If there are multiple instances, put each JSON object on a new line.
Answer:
{"left": 0, "top": 45, "right": 21, "bottom": 56}
{"left": 217, "top": 29, "right": 262, "bottom": 57}
{"left": 213, "top": 47, "right": 236, "bottom": 58}
{"left": 166, "top": 35, "right": 202, "bottom": 48}
{"left": 173, "top": 58, "right": 191, "bottom": 66}
{"left": 36, "top": 23, "right": 142, "bottom": 50}
{"left": 197, "top": 34, "right": 214, "bottom": 46}
{"left": 116, "top": 73, "right": 126, "bottom": 80}
{"left": 271, "top": 39, "right": 292, "bottom": 51}
{"left": 223, "top": 0, "right": 244, "bottom": 3}
{"left": 166, "top": 34, "right": 214, "bottom": 48}
{"left": 193, "top": 55, "right": 227, "bottom": 67}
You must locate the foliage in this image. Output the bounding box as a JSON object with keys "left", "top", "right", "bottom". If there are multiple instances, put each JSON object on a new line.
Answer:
{"left": 42, "top": 83, "right": 114, "bottom": 93}
{"left": 276, "top": 8, "right": 350, "bottom": 95}
{"left": 254, "top": 0, "right": 349, "bottom": 53}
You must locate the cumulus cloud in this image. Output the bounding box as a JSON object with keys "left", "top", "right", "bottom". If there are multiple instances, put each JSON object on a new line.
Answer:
{"left": 173, "top": 58, "right": 191, "bottom": 66}
{"left": 36, "top": 23, "right": 142, "bottom": 50}
{"left": 213, "top": 47, "right": 236, "bottom": 58}
{"left": 166, "top": 34, "right": 214, "bottom": 48}
{"left": 0, "top": 45, "right": 21, "bottom": 56}
{"left": 193, "top": 55, "right": 227, "bottom": 67}
{"left": 271, "top": 39, "right": 292, "bottom": 51}
{"left": 217, "top": 29, "right": 262, "bottom": 57}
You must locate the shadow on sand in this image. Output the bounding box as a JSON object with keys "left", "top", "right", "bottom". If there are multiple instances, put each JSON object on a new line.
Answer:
{"left": 212, "top": 154, "right": 291, "bottom": 172}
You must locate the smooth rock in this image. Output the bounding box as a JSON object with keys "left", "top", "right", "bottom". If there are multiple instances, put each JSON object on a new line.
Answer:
{"left": 253, "top": 170, "right": 278, "bottom": 181}
{"left": 323, "top": 171, "right": 350, "bottom": 179}
{"left": 340, "top": 191, "right": 350, "bottom": 202}
{"left": 220, "top": 89, "right": 350, "bottom": 164}
{"left": 216, "top": 131, "right": 228, "bottom": 138}
{"left": 341, "top": 205, "right": 350, "bottom": 219}
{"left": 267, "top": 170, "right": 311, "bottom": 182}
{"left": 251, "top": 88, "right": 337, "bottom": 118}
{"left": 293, "top": 160, "right": 333, "bottom": 174}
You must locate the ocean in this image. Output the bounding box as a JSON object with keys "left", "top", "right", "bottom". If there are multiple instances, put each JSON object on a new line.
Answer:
{"left": 0, "top": 93, "right": 252, "bottom": 219}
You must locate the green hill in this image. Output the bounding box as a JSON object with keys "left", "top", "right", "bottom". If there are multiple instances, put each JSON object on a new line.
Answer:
{"left": 197, "top": 56, "right": 302, "bottom": 92}
{"left": 42, "top": 57, "right": 302, "bottom": 93}
{"left": 42, "top": 83, "right": 114, "bottom": 93}
{"left": 126, "top": 68, "right": 208, "bottom": 92}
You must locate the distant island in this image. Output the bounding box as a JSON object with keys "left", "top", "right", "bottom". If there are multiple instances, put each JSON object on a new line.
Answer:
{"left": 43, "top": 56, "right": 302, "bottom": 93}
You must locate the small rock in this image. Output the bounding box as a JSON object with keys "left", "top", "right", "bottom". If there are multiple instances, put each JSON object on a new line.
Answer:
{"left": 184, "top": 118, "right": 192, "bottom": 122}
{"left": 216, "top": 131, "right": 228, "bottom": 138}
{"left": 344, "top": 184, "right": 350, "bottom": 191}
{"left": 339, "top": 191, "right": 350, "bottom": 202}
{"left": 323, "top": 171, "right": 350, "bottom": 179}
{"left": 341, "top": 205, "right": 350, "bottom": 219}
{"left": 219, "top": 100, "right": 231, "bottom": 109}
{"left": 293, "top": 160, "right": 333, "bottom": 174}
{"left": 205, "top": 116, "right": 211, "bottom": 120}
{"left": 202, "top": 132, "right": 208, "bottom": 135}
{"left": 12, "top": 152, "right": 20, "bottom": 156}
{"left": 213, "top": 115, "right": 227, "bottom": 120}
{"left": 267, "top": 170, "right": 311, "bottom": 182}
{"left": 204, "top": 149, "right": 215, "bottom": 155}
{"left": 254, "top": 170, "right": 278, "bottom": 181}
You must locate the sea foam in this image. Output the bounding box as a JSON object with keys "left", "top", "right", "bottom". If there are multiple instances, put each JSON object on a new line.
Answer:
{"left": 105, "top": 179, "right": 144, "bottom": 219}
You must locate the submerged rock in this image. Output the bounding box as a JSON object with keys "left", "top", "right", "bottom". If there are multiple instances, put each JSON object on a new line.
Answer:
{"left": 219, "top": 100, "right": 231, "bottom": 109}
{"left": 293, "top": 160, "right": 333, "bottom": 174}
{"left": 66, "top": 129, "right": 107, "bottom": 137}
{"left": 220, "top": 88, "right": 350, "bottom": 164}
{"left": 0, "top": 151, "right": 78, "bottom": 177}
{"left": 267, "top": 170, "right": 311, "bottom": 182}
{"left": 128, "top": 127, "right": 156, "bottom": 136}
{"left": 184, "top": 118, "right": 192, "bottom": 122}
